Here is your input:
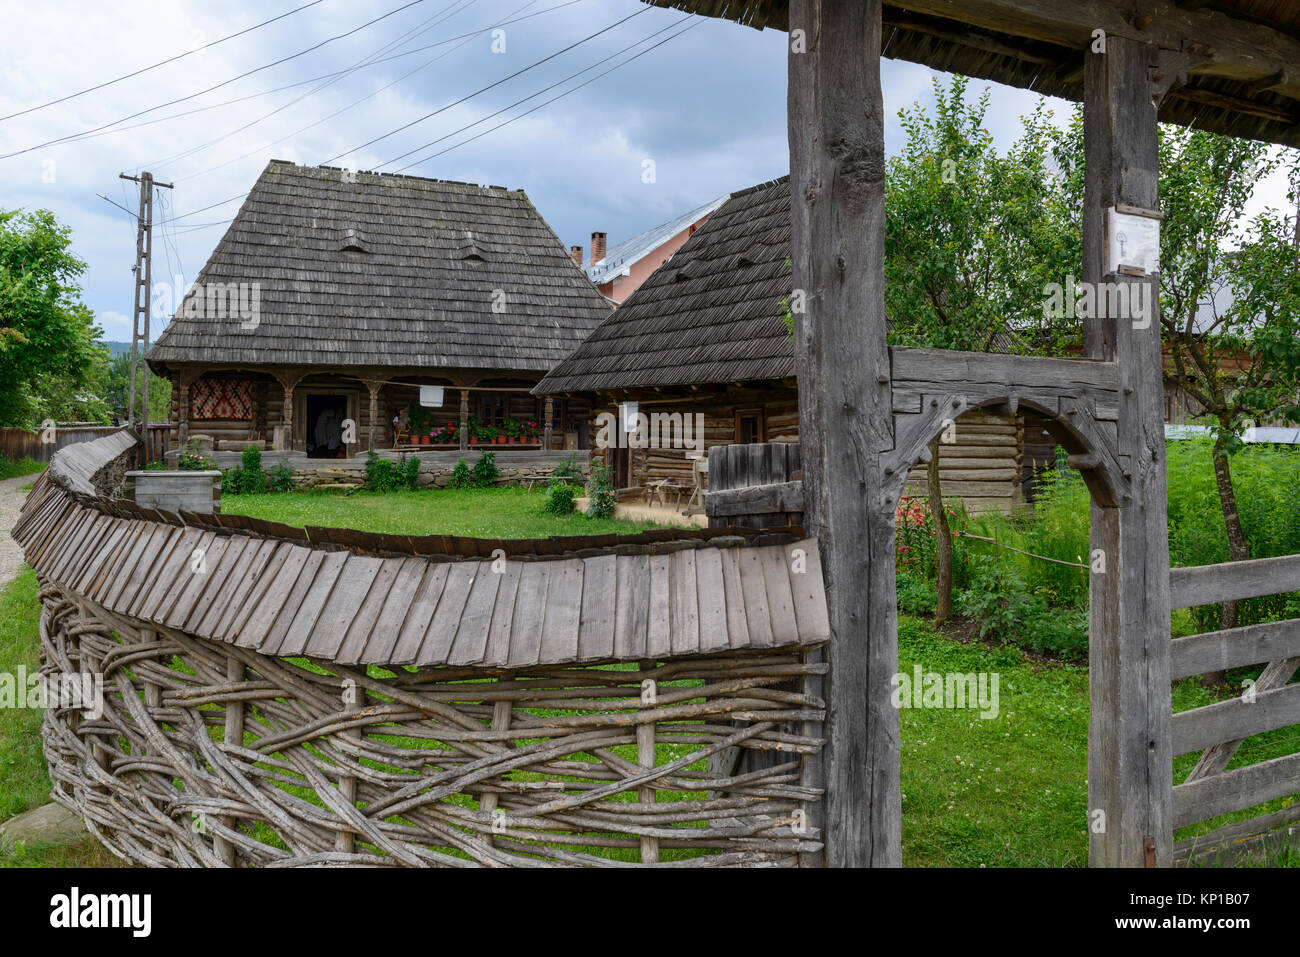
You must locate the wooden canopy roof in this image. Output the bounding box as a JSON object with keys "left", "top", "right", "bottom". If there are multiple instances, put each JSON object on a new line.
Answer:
{"left": 536, "top": 177, "right": 794, "bottom": 394}
{"left": 645, "top": 0, "right": 1300, "bottom": 149}
{"left": 147, "top": 160, "right": 611, "bottom": 376}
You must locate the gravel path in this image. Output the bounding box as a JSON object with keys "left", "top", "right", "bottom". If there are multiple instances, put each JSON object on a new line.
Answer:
{"left": 0, "top": 474, "right": 37, "bottom": 588}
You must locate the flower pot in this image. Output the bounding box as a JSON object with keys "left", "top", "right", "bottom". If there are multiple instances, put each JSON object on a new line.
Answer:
{"left": 495, "top": 436, "right": 506, "bottom": 445}
{"left": 419, "top": 436, "right": 430, "bottom": 445}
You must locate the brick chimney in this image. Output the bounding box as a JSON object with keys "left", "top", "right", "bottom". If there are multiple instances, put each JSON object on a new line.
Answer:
{"left": 570, "top": 245, "right": 583, "bottom": 266}
{"left": 591, "top": 231, "right": 607, "bottom": 265}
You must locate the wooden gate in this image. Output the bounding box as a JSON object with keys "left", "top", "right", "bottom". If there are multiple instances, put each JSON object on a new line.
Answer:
{"left": 705, "top": 442, "right": 803, "bottom": 529}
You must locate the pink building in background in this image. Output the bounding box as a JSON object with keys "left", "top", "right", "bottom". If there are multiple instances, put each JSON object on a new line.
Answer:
{"left": 571, "top": 194, "right": 729, "bottom": 305}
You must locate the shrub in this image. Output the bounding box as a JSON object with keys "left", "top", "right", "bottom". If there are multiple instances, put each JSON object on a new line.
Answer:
{"left": 268, "top": 460, "right": 295, "bottom": 493}
{"left": 955, "top": 555, "right": 1087, "bottom": 657}
{"left": 177, "top": 440, "right": 217, "bottom": 472}
{"left": 544, "top": 484, "right": 577, "bottom": 515}
{"left": 401, "top": 455, "right": 420, "bottom": 490}
{"left": 896, "top": 570, "right": 937, "bottom": 617}
{"left": 364, "top": 451, "right": 401, "bottom": 492}
{"left": 585, "top": 459, "right": 616, "bottom": 519}
{"left": 549, "top": 454, "right": 582, "bottom": 485}
{"left": 450, "top": 459, "right": 473, "bottom": 489}
{"left": 472, "top": 451, "right": 499, "bottom": 488}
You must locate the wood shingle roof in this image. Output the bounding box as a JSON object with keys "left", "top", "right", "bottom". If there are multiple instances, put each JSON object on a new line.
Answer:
{"left": 535, "top": 177, "right": 794, "bottom": 394}
{"left": 147, "top": 160, "right": 612, "bottom": 373}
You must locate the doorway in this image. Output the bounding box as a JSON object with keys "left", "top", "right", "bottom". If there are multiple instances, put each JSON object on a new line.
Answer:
{"left": 306, "top": 394, "right": 349, "bottom": 458}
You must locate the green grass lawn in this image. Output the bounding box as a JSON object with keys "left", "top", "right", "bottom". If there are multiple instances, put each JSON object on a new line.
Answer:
{"left": 0, "top": 457, "right": 45, "bottom": 482}
{"left": 0, "top": 568, "right": 121, "bottom": 867}
{"left": 222, "top": 486, "right": 662, "bottom": 537}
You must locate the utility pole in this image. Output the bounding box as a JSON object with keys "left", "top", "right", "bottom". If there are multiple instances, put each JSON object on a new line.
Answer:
{"left": 120, "top": 171, "right": 172, "bottom": 431}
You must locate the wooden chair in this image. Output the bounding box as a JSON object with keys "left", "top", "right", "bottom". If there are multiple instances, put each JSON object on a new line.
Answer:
{"left": 683, "top": 456, "right": 709, "bottom": 515}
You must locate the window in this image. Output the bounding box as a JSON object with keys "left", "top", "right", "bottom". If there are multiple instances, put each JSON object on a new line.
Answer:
{"left": 735, "top": 408, "right": 764, "bottom": 445}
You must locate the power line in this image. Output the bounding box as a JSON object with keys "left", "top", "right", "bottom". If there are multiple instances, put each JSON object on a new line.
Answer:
{"left": 177, "top": 0, "right": 587, "bottom": 184}
{"left": 47, "top": 0, "right": 586, "bottom": 152}
{"left": 0, "top": 0, "right": 327, "bottom": 123}
{"left": 0, "top": 0, "right": 430, "bottom": 161}
{"left": 391, "top": 18, "right": 700, "bottom": 173}
{"left": 152, "top": 0, "right": 482, "bottom": 172}
{"left": 321, "top": 3, "right": 651, "bottom": 165}
{"left": 381, "top": 14, "right": 693, "bottom": 170}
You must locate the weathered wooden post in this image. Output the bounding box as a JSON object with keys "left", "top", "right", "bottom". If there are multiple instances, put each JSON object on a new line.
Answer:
{"left": 544, "top": 395, "right": 554, "bottom": 451}
{"left": 1083, "top": 35, "right": 1176, "bottom": 867}
{"left": 362, "top": 378, "right": 383, "bottom": 452}
{"left": 459, "top": 388, "right": 470, "bottom": 452}
{"left": 788, "top": 0, "right": 899, "bottom": 867}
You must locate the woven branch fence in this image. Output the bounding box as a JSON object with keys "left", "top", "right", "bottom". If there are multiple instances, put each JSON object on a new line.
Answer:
{"left": 39, "top": 584, "right": 824, "bottom": 867}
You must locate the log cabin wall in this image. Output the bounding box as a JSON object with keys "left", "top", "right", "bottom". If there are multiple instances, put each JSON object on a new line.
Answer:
{"left": 588, "top": 381, "right": 1022, "bottom": 512}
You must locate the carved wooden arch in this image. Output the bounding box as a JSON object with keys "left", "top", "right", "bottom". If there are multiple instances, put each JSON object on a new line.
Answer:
{"left": 883, "top": 391, "right": 1128, "bottom": 512}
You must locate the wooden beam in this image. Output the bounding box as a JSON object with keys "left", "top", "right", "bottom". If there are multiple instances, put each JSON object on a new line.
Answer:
{"left": 1083, "top": 35, "right": 1175, "bottom": 868}
{"left": 1170, "top": 553, "right": 1300, "bottom": 609}
{"left": 789, "top": 0, "right": 898, "bottom": 867}
{"left": 893, "top": 0, "right": 1300, "bottom": 100}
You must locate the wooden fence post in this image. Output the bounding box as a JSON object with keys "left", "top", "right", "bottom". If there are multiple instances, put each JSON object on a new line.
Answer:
{"left": 1083, "top": 35, "right": 1175, "bottom": 867}
{"left": 788, "top": 0, "right": 899, "bottom": 867}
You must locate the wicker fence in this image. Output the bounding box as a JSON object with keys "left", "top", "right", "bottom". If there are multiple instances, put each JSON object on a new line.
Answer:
{"left": 18, "top": 431, "right": 828, "bottom": 867}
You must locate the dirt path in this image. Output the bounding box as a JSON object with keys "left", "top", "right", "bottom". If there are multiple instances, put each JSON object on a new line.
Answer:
{"left": 0, "top": 474, "right": 36, "bottom": 588}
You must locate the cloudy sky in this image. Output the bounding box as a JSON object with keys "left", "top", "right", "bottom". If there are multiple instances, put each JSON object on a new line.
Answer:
{"left": 2, "top": 0, "right": 1293, "bottom": 343}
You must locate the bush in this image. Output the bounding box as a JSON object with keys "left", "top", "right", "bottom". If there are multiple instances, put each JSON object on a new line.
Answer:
{"left": 401, "top": 455, "right": 420, "bottom": 490}
{"left": 955, "top": 555, "right": 1087, "bottom": 657}
{"left": 544, "top": 484, "right": 577, "bottom": 515}
{"left": 585, "top": 459, "right": 616, "bottom": 519}
{"left": 896, "top": 570, "right": 937, "bottom": 617}
{"left": 549, "top": 454, "right": 582, "bottom": 485}
{"left": 177, "top": 440, "right": 217, "bottom": 472}
{"left": 364, "top": 451, "right": 401, "bottom": 492}
{"left": 472, "top": 451, "right": 499, "bottom": 488}
{"left": 268, "top": 460, "right": 295, "bottom": 493}
{"left": 450, "top": 459, "right": 473, "bottom": 489}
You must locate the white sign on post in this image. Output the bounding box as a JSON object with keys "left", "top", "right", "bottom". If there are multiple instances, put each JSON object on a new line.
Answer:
{"left": 1107, "top": 207, "right": 1161, "bottom": 276}
{"left": 620, "top": 401, "right": 638, "bottom": 432}
{"left": 419, "top": 385, "right": 444, "bottom": 408}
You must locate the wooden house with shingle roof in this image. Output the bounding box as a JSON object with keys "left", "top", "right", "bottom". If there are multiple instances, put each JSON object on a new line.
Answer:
{"left": 147, "top": 160, "right": 611, "bottom": 458}
{"left": 536, "top": 176, "right": 1028, "bottom": 511}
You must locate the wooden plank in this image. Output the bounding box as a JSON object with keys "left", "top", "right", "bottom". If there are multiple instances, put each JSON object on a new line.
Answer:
{"left": 1170, "top": 554, "right": 1300, "bottom": 609}
{"left": 447, "top": 561, "right": 504, "bottom": 666}
{"left": 718, "top": 548, "right": 751, "bottom": 650}
{"left": 612, "top": 553, "right": 648, "bottom": 660}
{"left": 1170, "top": 618, "right": 1300, "bottom": 680}
{"left": 505, "top": 561, "right": 551, "bottom": 668}
{"left": 343, "top": 558, "right": 427, "bottom": 665}
{"left": 706, "top": 481, "right": 804, "bottom": 517}
{"left": 104, "top": 524, "right": 173, "bottom": 614}
{"left": 1172, "top": 682, "right": 1300, "bottom": 756}
{"left": 576, "top": 553, "right": 618, "bottom": 662}
{"left": 272, "top": 550, "right": 351, "bottom": 657}
{"left": 256, "top": 549, "right": 332, "bottom": 656}
{"left": 234, "top": 544, "right": 314, "bottom": 649}
{"left": 694, "top": 548, "right": 729, "bottom": 654}
{"left": 219, "top": 538, "right": 287, "bottom": 639}
{"left": 135, "top": 527, "right": 207, "bottom": 621}
{"left": 645, "top": 554, "right": 672, "bottom": 659}
{"left": 737, "top": 546, "right": 773, "bottom": 647}
{"left": 185, "top": 536, "right": 252, "bottom": 633}
{"left": 389, "top": 563, "right": 450, "bottom": 664}
{"left": 788, "top": 538, "right": 831, "bottom": 642}
{"left": 892, "top": 347, "right": 1118, "bottom": 392}
{"left": 417, "top": 560, "right": 480, "bottom": 665}
{"left": 73, "top": 519, "right": 131, "bottom": 598}
{"left": 314, "top": 555, "right": 393, "bottom": 662}
{"left": 538, "top": 559, "right": 584, "bottom": 664}
{"left": 760, "top": 544, "right": 799, "bottom": 646}
{"left": 668, "top": 548, "right": 700, "bottom": 657}
{"left": 480, "top": 561, "right": 522, "bottom": 668}
{"left": 159, "top": 532, "right": 228, "bottom": 629}
{"left": 1173, "top": 750, "right": 1300, "bottom": 829}
{"left": 1175, "top": 805, "right": 1300, "bottom": 865}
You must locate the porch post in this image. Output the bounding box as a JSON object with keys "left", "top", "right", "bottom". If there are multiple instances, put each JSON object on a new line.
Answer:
{"left": 543, "top": 396, "right": 554, "bottom": 451}
{"left": 789, "top": 0, "right": 898, "bottom": 867}
{"left": 362, "top": 378, "right": 382, "bottom": 451}
{"left": 459, "top": 389, "right": 470, "bottom": 451}
{"left": 176, "top": 370, "right": 195, "bottom": 451}
{"left": 273, "top": 371, "right": 304, "bottom": 452}
{"left": 1083, "top": 35, "right": 1175, "bottom": 867}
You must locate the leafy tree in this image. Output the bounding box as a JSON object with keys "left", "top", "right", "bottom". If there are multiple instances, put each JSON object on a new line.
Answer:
{"left": 1052, "top": 118, "right": 1300, "bottom": 636}
{"left": 0, "top": 209, "right": 105, "bottom": 426}
{"left": 885, "top": 76, "right": 1074, "bottom": 621}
